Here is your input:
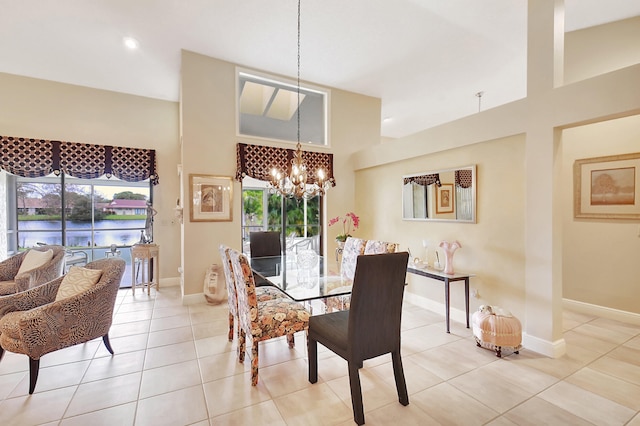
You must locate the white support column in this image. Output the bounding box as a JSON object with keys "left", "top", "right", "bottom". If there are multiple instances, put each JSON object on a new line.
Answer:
{"left": 522, "top": 0, "right": 566, "bottom": 357}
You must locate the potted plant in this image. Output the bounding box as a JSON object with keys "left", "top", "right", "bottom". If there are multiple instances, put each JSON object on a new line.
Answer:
{"left": 329, "top": 212, "right": 360, "bottom": 248}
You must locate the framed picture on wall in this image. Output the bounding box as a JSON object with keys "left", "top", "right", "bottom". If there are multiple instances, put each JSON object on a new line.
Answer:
{"left": 436, "top": 183, "right": 454, "bottom": 214}
{"left": 574, "top": 152, "right": 640, "bottom": 220}
{"left": 189, "top": 174, "right": 233, "bottom": 222}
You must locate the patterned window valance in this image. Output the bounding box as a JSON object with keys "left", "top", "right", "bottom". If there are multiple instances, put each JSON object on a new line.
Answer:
{"left": 403, "top": 173, "right": 440, "bottom": 187}
{"left": 455, "top": 169, "right": 473, "bottom": 189}
{"left": 0, "top": 136, "right": 159, "bottom": 185}
{"left": 236, "top": 142, "right": 336, "bottom": 187}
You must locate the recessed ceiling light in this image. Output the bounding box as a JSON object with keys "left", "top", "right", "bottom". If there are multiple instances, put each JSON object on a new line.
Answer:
{"left": 123, "top": 37, "right": 139, "bottom": 50}
{"left": 383, "top": 117, "right": 393, "bottom": 122}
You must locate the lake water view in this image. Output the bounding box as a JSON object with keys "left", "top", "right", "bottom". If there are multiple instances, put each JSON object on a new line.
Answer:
{"left": 18, "top": 219, "right": 146, "bottom": 248}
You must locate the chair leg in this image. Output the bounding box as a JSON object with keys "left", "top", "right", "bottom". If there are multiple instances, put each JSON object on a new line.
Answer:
{"left": 228, "top": 313, "right": 234, "bottom": 342}
{"left": 347, "top": 360, "right": 365, "bottom": 425}
{"left": 102, "top": 334, "right": 114, "bottom": 355}
{"left": 391, "top": 350, "right": 409, "bottom": 406}
{"left": 29, "top": 357, "right": 40, "bottom": 394}
{"left": 251, "top": 341, "right": 259, "bottom": 386}
{"left": 287, "top": 333, "right": 295, "bottom": 348}
{"left": 308, "top": 336, "right": 318, "bottom": 383}
{"left": 238, "top": 330, "right": 246, "bottom": 363}
{"left": 0, "top": 346, "right": 4, "bottom": 361}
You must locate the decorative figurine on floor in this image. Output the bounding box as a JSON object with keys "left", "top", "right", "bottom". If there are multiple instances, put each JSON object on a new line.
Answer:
{"left": 439, "top": 240, "right": 461, "bottom": 274}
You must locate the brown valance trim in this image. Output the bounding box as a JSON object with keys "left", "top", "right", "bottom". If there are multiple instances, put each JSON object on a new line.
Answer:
{"left": 455, "top": 169, "right": 473, "bottom": 189}
{"left": 236, "top": 142, "right": 336, "bottom": 187}
{"left": 0, "top": 136, "right": 159, "bottom": 185}
{"left": 403, "top": 173, "right": 440, "bottom": 187}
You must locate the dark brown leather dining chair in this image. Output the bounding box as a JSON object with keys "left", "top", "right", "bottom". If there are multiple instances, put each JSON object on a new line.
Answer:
{"left": 307, "top": 251, "right": 410, "bottom": 425}
{"left": 249, "top": 231, "right": 282, "bottom": 257}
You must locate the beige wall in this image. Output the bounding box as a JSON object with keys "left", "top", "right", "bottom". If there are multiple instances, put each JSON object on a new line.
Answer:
{"left": 565, "top": 16, "right": 640, "bottom": 85}
{"left": 562, "top": 115, "right": 640, "bottom": 313}
{"left": 179, "top": 51, "right": 381, "bottom": 298}
{"left": 357, "top": 135, "right": 527, "bottom": 319}
{"left": 0, "top": 72, "right": 181, "bottom": 279}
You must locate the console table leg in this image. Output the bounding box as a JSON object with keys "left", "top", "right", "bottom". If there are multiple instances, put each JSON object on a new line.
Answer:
{"left": 464, "top": 278, "right": 470, "bottom": 328}
{"left": 444, "top": 279, "right": 450, "bottom": 333}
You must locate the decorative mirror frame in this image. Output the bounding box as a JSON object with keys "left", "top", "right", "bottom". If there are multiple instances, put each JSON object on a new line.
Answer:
{"left": 402, "top": 165, "right": 477, "bottom": 223}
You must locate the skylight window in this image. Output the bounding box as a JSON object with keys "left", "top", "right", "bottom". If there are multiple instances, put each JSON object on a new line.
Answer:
{"left": 237, "top": 71, "right": 328, "bottom": 146}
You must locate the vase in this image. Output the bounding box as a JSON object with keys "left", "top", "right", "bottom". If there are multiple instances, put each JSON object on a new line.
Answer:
{"left": 336, "top": 240, "right": 345, "bottom": 250}
{"left": 439, "top": 240, "right": 461, "bottom": 274}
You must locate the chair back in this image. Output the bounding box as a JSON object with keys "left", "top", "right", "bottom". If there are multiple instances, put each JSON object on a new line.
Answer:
{"left": 218, "top": 245, "right": 238, "bottom": 317}
{"left": 80, "top": 258, "right": 126, "bottom": 335}
{"left": 249, "top": 231, "right": 282, "bottom": 257}
{"left": 340, "top": 237, "right": 366, "bottom": 281}
{"left": 364, "top": 240, "right": 398, "bottom": 255}
{"left": 228, "top": 248, "right": 258, "bottom": 345}
{"left": 348, "top": 252, "right": 409, "bottom": 361}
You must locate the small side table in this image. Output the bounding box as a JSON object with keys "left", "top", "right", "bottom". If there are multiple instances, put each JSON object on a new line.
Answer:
{"left": 132, "top": 244, "right": 160, "bottom": 295}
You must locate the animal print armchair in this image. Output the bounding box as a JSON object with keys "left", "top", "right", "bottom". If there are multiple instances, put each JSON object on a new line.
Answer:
{"left": 0, "top": 258, "right": 125, "bottom": 393}
{"left": 0, "top": 245, "right": 66, "bottom": 295}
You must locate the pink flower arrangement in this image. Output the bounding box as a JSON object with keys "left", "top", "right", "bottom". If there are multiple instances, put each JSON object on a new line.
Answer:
{"left": 329, "top": 212, "right": 360, "bottom": 242}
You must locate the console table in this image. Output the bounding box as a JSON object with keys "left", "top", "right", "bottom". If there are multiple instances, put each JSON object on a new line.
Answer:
{"left": 132, "top": 244, "right": 160, "bottom": 295}
{"left": 407, "top": 266, "right": 474, "bottom": 333}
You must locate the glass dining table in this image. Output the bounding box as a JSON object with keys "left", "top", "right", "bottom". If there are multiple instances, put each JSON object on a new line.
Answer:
{"left": 249, "top": 253, "right": 352, "bottom": 302}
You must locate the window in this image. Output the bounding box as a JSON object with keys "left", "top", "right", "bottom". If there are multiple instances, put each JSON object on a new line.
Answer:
{"left": 238, "top": 70, "right": 329, "bottom": 146}
{"left": 242, "top": 177, "right": 322, "bottom": 255}
{"left": 11, "top": 173, "right": 151, "bottom": 286}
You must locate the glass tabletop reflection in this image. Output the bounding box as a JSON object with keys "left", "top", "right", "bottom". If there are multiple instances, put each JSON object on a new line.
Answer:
{"left": 249, "top": 253, "right": 352, "bottom": 302}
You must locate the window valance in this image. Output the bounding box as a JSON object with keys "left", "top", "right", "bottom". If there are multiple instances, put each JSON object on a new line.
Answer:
{"left": 403, "top": 170, "right": 473, "bottom": 189}
{"left": 403, "top": 173, "right": 440, "bottom": 187}
{"left": 235, "top": 142, "right": 336, "bottom": 187}
{"left": 455, "top": 169, "right": 472, "bottom": 189}
{"left": 0, "top": 136, "right": 159, "bottom": 185}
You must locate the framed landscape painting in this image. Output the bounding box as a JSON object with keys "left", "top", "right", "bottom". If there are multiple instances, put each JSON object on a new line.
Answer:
{"left": 574, "top": 152, "right": 640, "bottom": 220}
{"left": 189, "top": 174, "right": 233, "bottom": 222}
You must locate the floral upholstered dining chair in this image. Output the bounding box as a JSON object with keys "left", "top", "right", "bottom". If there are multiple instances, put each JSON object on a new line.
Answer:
{"left": 228, "top": 248, "right": 309, "bottom": 386}
{"left": 218, "top": 244, "right": 285, "bottom": 342}
{"left": 326, "top": 238, "right": 398, "bottom": 312}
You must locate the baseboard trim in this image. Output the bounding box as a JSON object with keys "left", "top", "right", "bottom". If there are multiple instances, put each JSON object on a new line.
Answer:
{"left": 159, "top": 276, "right": 180, "bottom": 287}
{"left": 563, "top": 298, "right": 640, "bottom": 326}
{"left": 181, "top": 292, "right": 205, "bottom": 306}
{"left": 404, "top": 292, "right": 468, "bottom": 327}
{"left": 522, "top": 333, "right": 566, "bottom": 358}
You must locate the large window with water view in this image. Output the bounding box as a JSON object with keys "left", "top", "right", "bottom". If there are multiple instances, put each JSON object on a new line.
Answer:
{"left": 13, "top": 173, "right": 151, "bottom": 286}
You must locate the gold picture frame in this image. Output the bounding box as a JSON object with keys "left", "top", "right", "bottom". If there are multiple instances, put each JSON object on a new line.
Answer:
{"left": 436, "top": 183, "right": 454, "bottom": 214}
{"left": 574, "top": 152, "right": 640, "bottom": 220}
{"left": 189, "top": 174, "right": 233, "bottom": 222}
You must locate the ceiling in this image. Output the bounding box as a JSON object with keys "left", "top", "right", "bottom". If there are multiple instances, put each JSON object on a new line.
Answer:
{"left": 1, "top": 0, "right": 639, "bottom": 139}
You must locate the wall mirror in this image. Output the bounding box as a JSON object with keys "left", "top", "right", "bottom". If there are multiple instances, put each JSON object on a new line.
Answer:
{"left": 402, "top": 165, "right": 476, "bottom": 223}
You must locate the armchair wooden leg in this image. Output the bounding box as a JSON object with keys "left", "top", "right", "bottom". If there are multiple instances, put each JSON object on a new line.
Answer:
{"left": 286, "top": 333, "right": 295, "bottom": 348}
{"left": 0, "top": 346, "right": 4, "bottom": 361}
{"left": 391, "top": 350, "right": 409, "bottom": 406}
{"left": 347, "top": 361, "right": 365, "bottom": 425}
{"left": 29, "top": 358, "right": 40, "bottom": 394}
{"left": 102, "top": 334, "right": 114, "bottom": 355}
{"left": 308, "top": 336, "right": 318, "bottom": 383}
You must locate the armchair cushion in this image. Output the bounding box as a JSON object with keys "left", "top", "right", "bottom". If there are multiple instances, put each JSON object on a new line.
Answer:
{"left": 55, "top": 266, "right": 103, "bottom": 302}
{"left": 17, "top": 249, "right": 53, "bottom": 275}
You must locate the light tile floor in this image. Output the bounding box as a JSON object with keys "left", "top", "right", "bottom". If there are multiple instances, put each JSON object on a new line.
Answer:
{"left": 1, "top": 285, "right": 640, "bottom": 425}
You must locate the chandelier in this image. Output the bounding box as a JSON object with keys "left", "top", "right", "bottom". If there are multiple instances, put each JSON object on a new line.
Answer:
{"left": 267, "top": 0, "right": 331, "bottom": 200}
